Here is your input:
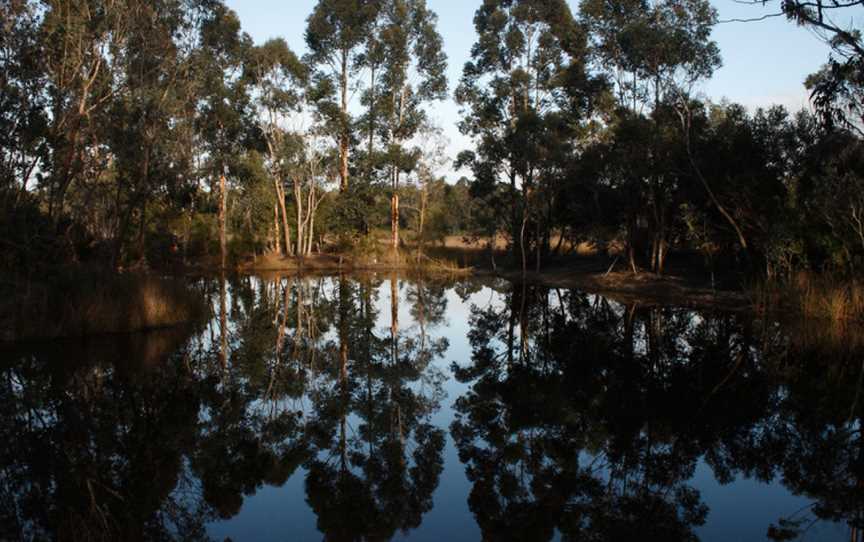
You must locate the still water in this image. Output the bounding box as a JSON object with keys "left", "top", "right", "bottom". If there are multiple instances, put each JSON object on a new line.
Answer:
{"left": 1, "top": 274, "right": 861, "bottom": 541}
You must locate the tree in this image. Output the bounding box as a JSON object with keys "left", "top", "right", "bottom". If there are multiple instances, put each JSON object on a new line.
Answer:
{"left": 246, "top": 38, "right": 307, "bottom": 257}
{"left": 413, "top": 123, "right": 450, "bottom": 255}
{"left": 457, "top": 0, "right": 600, "bottom": 272}
{"left": 305, "top": 0, "right": 381, "bottom": 193}
{"left": 374, "top": 0, "right": 448, "bottom": 250}
{"left": 38, "top": 0, "right": 130, "bottom": 221}
{"left": 105, "top": 0, "right": 203, "bottom": 266}
{"left": 195, "top": 2, "right": 258, "bottom": 269}
{"left": 582, "top": 0, "right": 722, "bottom": 274}
{"left": 0, "top": 0, "right": 47, "bottom": 208}
{"left": 779, "top": 0, "right": 864, "bottom": 134}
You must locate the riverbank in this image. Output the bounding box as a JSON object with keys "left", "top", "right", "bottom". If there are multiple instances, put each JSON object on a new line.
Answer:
{"left": 1, "top": 272, "right": 207, "bottom": 342}
{"left": 237, "top": 237, "right": 747, "bottom": 311}
{"left": 491, "top": 267, "right": 747, "bottom": 311}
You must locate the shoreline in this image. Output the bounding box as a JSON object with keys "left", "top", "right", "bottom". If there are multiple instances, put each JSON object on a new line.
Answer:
{"left": 234, "top": 252, "right": 748, "bottom": 311}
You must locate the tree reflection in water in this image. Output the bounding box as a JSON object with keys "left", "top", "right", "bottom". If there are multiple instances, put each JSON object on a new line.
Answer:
{"left": 0, "top": 276, "right": 863, "bottom": 541}
{"left": 451, "top": 282, "right": 864, "bottom": 542}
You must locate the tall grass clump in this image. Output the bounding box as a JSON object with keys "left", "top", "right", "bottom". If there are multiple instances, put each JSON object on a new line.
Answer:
{"left": 2, "top": 271, "right": 206, "bottom": 341}
{"left": 754, "top": 272, "right": 864, "bottom": 324}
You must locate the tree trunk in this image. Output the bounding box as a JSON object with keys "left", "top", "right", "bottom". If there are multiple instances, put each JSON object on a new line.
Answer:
{"left": 306, "top": 182, "right": 316, "bottom": 255}
{"left": 219, "top": 172, "right": 227, "bottom": 270}
{"left": 273, "top": 203, "right": 281, "bottom": 255}
{"left": 535, "top": 216, "right": 541, "bottom": 273}
{"left": 391, "top": 186, "right": 399, "bottom": 251}
{"left": 675, "top": 103, "right": 749, "bottom": 253}
{"left": 339, "top": 49, "right": 349, "bottom": 192}
{"left": 368, "top": 64, "right": 376, "bottom": 163}
{"left": 274, "top": 180, "right": 292, "bottom": 257}
{"left": 294, "top": 177, "right": 304, "bottom": 260}
{"left": 520, "top": 213, "right": 528, "bottom": 278}
{"left": 417, "top": 187, "right": 427, "bottom": 261}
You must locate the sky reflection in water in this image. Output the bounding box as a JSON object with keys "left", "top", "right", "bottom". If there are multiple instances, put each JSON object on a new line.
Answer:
{"left": 0, "top": 274, "right": 860, "bottom": 541}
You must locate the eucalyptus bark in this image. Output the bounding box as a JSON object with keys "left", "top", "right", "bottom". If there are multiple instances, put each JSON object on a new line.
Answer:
{"left": 294, "top": 177, "right": 304, "bottom": 259}
{"left": 391, "top": 189, "right": 399, "bottom": 250}
{"left": 218, "top": 172, "right": 227, "bottom": 270}
{"left": 339, "top": 49, "right": 349, "bottom": 192}
{"left": 274, "top": 179, "right": 292, "bottom": 257}
{"left": 273, "top": 203, "right": 281, "bottom": 255}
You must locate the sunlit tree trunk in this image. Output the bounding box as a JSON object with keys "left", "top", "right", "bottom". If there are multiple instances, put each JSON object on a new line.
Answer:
{"left": 339, "top": 49, "right": 349, "bottom": 192}
{"left": 273, "top": 203, "right": 281, "bottom": 255}
{"left": 274, "top": 179, "right": 292, "bottom": 257}
{"left": 306, "top": 181, "right": 316, "bottom": 255}
{"left": 391, "top": 187, "right": 400, "bottom": 251}
{"left": 294, "top": 176, "right": 304, "bottom": 259}
{"left": 218, "top": 171, "right": 227, "bottom": 270}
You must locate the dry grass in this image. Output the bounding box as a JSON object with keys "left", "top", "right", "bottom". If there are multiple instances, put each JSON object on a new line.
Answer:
{"left": 408, "top": 252, "right": 473, "bottom": 275}
{"left": 755, "top": 272, "right": 864, "bottom": 324}
{"left": 3, "top": 272, "right": 206, "bottom": 341}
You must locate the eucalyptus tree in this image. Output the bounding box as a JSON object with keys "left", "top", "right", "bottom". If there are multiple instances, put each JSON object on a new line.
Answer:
{"left": 194, "top": 2, "right": 259, "bottom": 269}
{"left": 413, "top": 123, "right": 450, "bottom": 254}
{"left": 374, "top": 0, "right": 448, "bottom": 250}
{"left": 38, "top": 0, "right": 131, "bottom": 220}
{"left": 0, "top": 0, "right": 47, "bottom": 208}
{"left": 581, "top": 0, "right": 721, "bottom": 274}
{"left": 278, "top": 132, "right": 335, "bottom": 258}
{"left": 771, "top": 0, "right": 864, "bottom": 135}
{"left": 246, "top": 38, "right": 307, "bottom": 257}
{"left": 104, "top": 0, "right": 203, "bottom": 266}
{"left": 305, "top": 0, "right": 382, "bottom": 193}
{"left": 457, "top": 0, "right": 599, "bottom": 271}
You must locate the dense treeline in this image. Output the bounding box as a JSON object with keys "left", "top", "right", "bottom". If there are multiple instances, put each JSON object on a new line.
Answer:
{"left": 1, "top": 0, "right": 863, "bottom": 282}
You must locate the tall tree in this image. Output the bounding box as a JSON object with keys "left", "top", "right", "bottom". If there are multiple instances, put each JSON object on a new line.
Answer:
{"left": 39, "top": 0, "right": 131, "bottom": 220}
{"left": 581, "top": 0, "right": 721, "bottom": 273}
{"left": 105, "top": 0, "right": 201, "bottom": 266}
{"left": 195, "top": 2, "right": 258, "bottom": 269}
{"left": 305, "top": 0, "right": 381, "bottom": 193}
{"left": 775, "top": 0, "right": 864, "bottom": 135}
{"left": 457, "top": 0, "right": 599, "bottom": 270}
{"left": 246, "top": 38, "right": 307, "bottom": 258}
{"left": 0, "top": 0, "right": 47, "bottom": 207}
{"left": 375, "top": 0, "right": 448, "bottom": 250}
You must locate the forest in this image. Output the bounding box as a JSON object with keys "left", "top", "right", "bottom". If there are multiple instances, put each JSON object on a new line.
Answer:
{"left": 2, "top": 0, "right": 864, "bottom": 315}
{"left": 6, "top": 2, "right": 864, "bottom": 539}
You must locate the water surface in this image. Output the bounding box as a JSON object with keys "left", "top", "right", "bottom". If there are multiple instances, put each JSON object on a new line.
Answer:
{"left": 1, "top": 274, "right": 860, "bottom": 541}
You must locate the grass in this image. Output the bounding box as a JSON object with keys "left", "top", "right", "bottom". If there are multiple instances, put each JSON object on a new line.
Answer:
{"left": 2, "top": 271, "right": 206, "bottom": 341}
{"left": 754, "top": 272, "right": 864, "bottom": 323}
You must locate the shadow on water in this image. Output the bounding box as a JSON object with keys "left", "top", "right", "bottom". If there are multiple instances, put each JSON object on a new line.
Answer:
{"left": 1, "top": 274, "right": 864, "bottom": 541}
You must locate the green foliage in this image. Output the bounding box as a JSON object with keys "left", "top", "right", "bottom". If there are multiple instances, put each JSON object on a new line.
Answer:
{"left": 1, "top": 0, "right": 863, "bottom": 286}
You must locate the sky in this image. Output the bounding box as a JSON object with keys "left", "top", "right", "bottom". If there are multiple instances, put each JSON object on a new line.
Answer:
{"left": 224, "top": 0, "right": 834, "bottom": 179}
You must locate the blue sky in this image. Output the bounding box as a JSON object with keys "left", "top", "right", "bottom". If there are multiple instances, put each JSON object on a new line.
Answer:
{"left": 225, "top": 0, "right": 833, "bottom": 178}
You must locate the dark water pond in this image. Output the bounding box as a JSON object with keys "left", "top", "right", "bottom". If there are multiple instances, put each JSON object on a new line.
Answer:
{"left": 1, "top": 274, "right": 862, "bottom": 541}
